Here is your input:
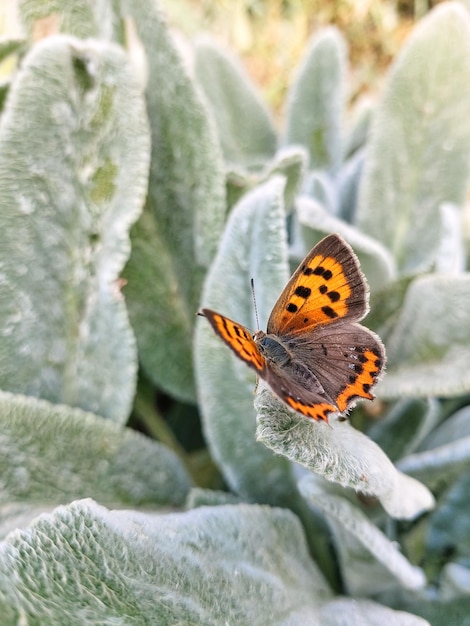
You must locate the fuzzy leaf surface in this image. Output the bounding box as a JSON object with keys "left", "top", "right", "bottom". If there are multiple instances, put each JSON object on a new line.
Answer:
{"left": 0, "top": 36, "right": 150, "bottom": 422}
{"left": 0, "top": 391, "right": 191, "bottom": 520}
{"left": 121, "top": 1, "right": 226, "bottom": 402}
{"left": 0, "top": 500, "right": 332, "bottom": 625}
{"left": 284, "top": 27, "right": 347, "bottom": 171}
{"left": 300, "top": 477, "right": 427, "bottom": 595}
{"left": 194, "top": 38, "right": 277, "bottom": 167}
{"left": 377, "top": 275, "right": 470, "bottom": 398}
{"left": 255, "top": 387, "right": 434, "bottom": 519}
{"left": 356, "top": 3, "right": 470, "bottom": 273}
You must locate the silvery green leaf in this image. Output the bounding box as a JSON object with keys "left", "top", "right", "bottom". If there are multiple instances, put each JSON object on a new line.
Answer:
{"left": 0, "top": 499, "right": 332, "bottom": 625}
{"left": 284, "top": 27, "right": 347, "bottom": 172}
{"left": 342, "top": 96, "right": 374, "bottom": 159}
{"left": 302, "top": 170, "right": 339, "bottom": 214}
{"left": 338, "top": 148, "right": 365, "bottom": 223}
{"left": 300, "top": 477, "right": 427, "bottom": 595}
{"left": 266, "top": 146, "right": 307, "bottom": 212}
{"left": 368, "top": 399, "right": 441, "bottom": 461}
{"left": 319, "top": 598, "right": 430, "bottom": 626}
{"left": 0, "top": 391, "right": 191, "bottom": 520}
{"left": 296, "top": 195, "right": 396, "bottom": 292}
{"left": 377, "top": 275, "right": 470, "bottom": 398}
{"left": 435, "top": 203, "right": 465, "bottom": 273}
{"left": 256, "top": 387, "right": 434, "bottom": 519}
{"left": 0, "top": 36, "right": 150, "bottom": 422}
{"left": 121, "top": 1, "right": 226, "bottom": 403}
{"left": 418, "top": 405, "right": 470, "bottom": 451}
{"left": 195, "top": 178, "right": 296, "bottom": 504}
{"left": 356, "top": 3, "right": 470, "bottom": 274}
{"left": 425, "top": 471, "right": 470, "bottom": 561}
{"left": 440, "top": 563, "right": 470, "bottom": 600}
{"left": 194, "top": 37, "right": 277, "bottom": 167}
{"left": 397, "top": 436, "right": 470, "bottom": 491}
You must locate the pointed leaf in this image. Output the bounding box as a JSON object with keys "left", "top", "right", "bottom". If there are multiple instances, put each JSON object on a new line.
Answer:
{"left": 319, "top": 598, "right": 430, "bottom": 626}
{"left": 0, "top": 500, "right": 332, "bottom": 624}
{"left": 256, "top": 387, "right": 434, "bottom": 519}
{"left": 300, "top": 477, "right": 427, "bottom": 595}
{"left": 195, "top": 178, "right": 296, "bottom": 504}
{"left": 121, "top": 1, "right": 226, "bottom": 402}
{"left": 0, "top": 391, "right": 191, "bottom": 513}
{"left": 368, "top": 399, "right": 441, "bottom": 461}
{"left": 0, "top": 36, "right": 150, "bottom": 422}
{"left": 194, "top": 37, "right": 277, "bottom": 167}
{"left": 378, "top": 275, "right": 470, "bottom": 398}
{"left": 356, "top": 3, "right": 470, "bottom": 273}
{"left": 284, "top": 27, "right": 347, "bottom": 171}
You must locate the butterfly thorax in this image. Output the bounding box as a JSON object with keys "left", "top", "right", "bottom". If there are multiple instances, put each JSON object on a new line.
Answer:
{"left": 254, "top": 331, "right": 294, "bottom": 367}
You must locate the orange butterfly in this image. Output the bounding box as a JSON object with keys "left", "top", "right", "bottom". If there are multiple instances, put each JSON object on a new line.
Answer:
{"left": 199, "top": 233, "right": 385, "bottom": 422}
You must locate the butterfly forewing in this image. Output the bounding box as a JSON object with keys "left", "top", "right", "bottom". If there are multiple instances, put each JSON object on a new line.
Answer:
{"left": 268, "top": 234, "right": 369, "bottom": 336}
{"left": 201, "top": 309, "right": 265, "bottom": 373}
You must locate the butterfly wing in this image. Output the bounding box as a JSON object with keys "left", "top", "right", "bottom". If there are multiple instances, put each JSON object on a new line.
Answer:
{"left": 200, "top": 308, "right": 265, "bottom": 373}
{"left": 263, "top": 362, "right": 338, "bottom": 422}
{"left": 286, "top": 322, "right": 385, "bottom": 413}
{"left": 268, "top": 234, "right": 369, "bottom": 336}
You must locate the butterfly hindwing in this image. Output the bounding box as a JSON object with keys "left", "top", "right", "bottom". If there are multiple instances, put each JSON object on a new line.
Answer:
{"left": 268, "top": 234, "right": 369, "bottom": 336}
{"left": 286, "top": 322, "right": 385, "bottom": 413}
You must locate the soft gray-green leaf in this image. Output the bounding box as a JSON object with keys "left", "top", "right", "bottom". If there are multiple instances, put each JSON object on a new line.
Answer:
{"left": 0, "top": 35, "right": 150, "bottom": 422}
{"left": 0, "top": 500, "right": 332, "bottom": 625}
{"left": 418, "top": 405, "right": 470, "bottom": 451}
{"left": 194, "top": 37, "right": 277, "bottom": 167}
{"left": 121, "top": 0, "right": 226, "bottom": 402}
{"left": 0, "top": 391, "right": 191, "bottom": 517}
{"left": 356, "top": 3, "right": 470, "bottom": 273}
{"left": 377, "top": 275, "right": 470, "bottom": 398}
{"left": 284, "top": 26, "right": 347, "bottom": 171}
{"left": 195, "top": 177, "right": 296, "bottom": 504}
{"left": 368, "top": 399, "right": 441, "bottom": 462}
{"left": 300, "top": 477, "right": 427, "bottom": 595}
{"left": 319, "top": 598, "right": 429, "bottom": 626}
{"left": 397, "top": 435, "right": 470, "bottom": 492}
{"left": 342, "top": 96, "right": 373, "bottom": 159}
{"left": 255, "top": 386, "right": 434, "bottom": 519}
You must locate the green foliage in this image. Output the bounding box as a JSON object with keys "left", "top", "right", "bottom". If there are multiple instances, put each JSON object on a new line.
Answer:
{"left": 1, "top": 1, "right": 470, "bottom": 623}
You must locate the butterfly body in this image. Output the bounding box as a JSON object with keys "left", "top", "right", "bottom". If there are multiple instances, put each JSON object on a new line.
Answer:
{"left": 200, "top": 234, "right": 385, "bottom": 422}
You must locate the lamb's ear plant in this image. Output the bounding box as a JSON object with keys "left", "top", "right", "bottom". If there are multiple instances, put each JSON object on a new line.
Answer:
{"left": 1, "top": 1, "right": 470, "bottom": 624}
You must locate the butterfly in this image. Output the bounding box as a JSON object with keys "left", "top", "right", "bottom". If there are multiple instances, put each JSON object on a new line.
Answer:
{"left": 199, "top": 233, "right": 385, "bottom": 422}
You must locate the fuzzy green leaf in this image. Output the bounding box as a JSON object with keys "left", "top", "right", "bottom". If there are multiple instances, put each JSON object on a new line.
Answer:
{"left": 256, "top": 386, "right": 434, "bottom": 519}
{"left": 194, "top": 37, "right": 277, "bottom": 167}
{"left": 377, "top": 275, "right": 470, "bottom": 398}
{"left": 319, "top": 598, "right": 429, "bottom": 626}
{"left": 0, "top": 391, "right": 191, "bottom": 517}
{"left": 367, "top": 399, "right": 441, "bottom": 462}
{"left": 0, "top": 36, "right": 150, "bottom": 422}
{"left": 300, "top": 477, "right": 427, "bottom": 596}
{"left": 121, "top": 1, "right": 226, "bottom": 403}
{"left": 284, "top": 26, "right": 347, "bottom": 171}
{"left": 0, "top": 500, "right": 333, "bottom": 625}
{"left": 356, "top": 3, "right": 470, "bottom": 273}
{"left": 195, "top": 177, "right": 297, "bottom": 504}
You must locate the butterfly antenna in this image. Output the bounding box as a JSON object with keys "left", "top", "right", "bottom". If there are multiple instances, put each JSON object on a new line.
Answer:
{"left": 251, "top": 278, "right": 261, "bottom": 331}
